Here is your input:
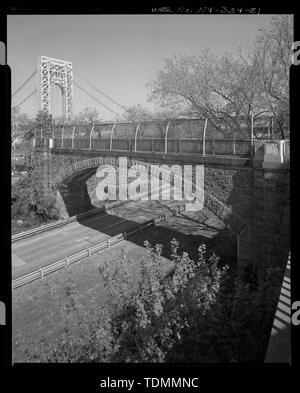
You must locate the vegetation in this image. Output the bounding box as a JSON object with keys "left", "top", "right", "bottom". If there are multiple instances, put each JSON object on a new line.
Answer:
{"left": 19, "top": 240, "right": 283, "bottom": 363}
{"left": 75, "top": 107, "right": 101, "bottom": 125}
{"left": 33, "top": 110, "right": 55, "bottom": 138}
{"left": 11, "top": 106, "right": 35, "bottom": 143}
{"left": 122, "top": 104, "right": 187, "bottom": 123}
{"left": 12, "top": 153, "right": 58, "bottom": 231}
{"left": 12, "top": 107, "right": 102, "bottom": 145}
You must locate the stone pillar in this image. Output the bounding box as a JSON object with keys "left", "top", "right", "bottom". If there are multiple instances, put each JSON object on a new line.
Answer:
{"left": 251, "top": 141, "right": 290, "bottom": 275}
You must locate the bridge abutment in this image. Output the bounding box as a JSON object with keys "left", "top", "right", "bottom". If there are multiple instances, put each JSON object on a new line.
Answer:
{"left": 251, "top": 167, "right": 290, "bottom": 275}
{"left": 56, "top": 180, "right": 95, "bottom": 218}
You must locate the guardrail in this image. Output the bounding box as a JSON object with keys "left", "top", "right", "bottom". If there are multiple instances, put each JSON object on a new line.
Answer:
{"left": 12, "top": 198, "right": 138, "bottom": 243}
{"left": 12, "top": 173, "right": 174, "bottom": 243}
{"left": 12, "top": 203, "right": 185, "bottom": 290}
{"left": 12, "top": 232, "right": 125, "bottom": 289}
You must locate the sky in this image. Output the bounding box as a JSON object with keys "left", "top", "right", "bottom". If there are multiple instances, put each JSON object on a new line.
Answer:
{"left": 8, "top": 14, "right": 275, "bottom": 121}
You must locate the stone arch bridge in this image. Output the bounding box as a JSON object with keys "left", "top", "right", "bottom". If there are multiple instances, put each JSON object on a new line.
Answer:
{"left": 35, "top": 145, "right": 290, "bottom": 273}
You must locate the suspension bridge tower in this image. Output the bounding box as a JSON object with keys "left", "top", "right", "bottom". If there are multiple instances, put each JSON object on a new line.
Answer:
{"left": 37, "top": 55, "right": 73, "bottom": 120}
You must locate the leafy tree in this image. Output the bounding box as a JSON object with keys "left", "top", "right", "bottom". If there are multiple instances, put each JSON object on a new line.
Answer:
{"left": 12, "top": 153, "right": 58, "bottom": 223}
{"left": 53, "top": 114, "right": 78, "bottom": 126}
{"left": 33, "top": 110, "right": 55, "bottom": 139}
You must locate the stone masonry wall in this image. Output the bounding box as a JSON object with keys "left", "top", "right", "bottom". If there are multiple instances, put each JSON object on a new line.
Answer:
{"left": 252, "top": 168, "right": 290, "bottom": 273}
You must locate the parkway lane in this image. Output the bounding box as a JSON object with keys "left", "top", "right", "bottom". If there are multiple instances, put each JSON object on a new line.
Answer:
{"left": 12, "top": 199, "right": 182, "bottom": 279}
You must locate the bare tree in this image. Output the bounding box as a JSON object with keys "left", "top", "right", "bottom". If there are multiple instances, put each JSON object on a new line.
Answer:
{"left": 11, "top": 106, "right": 34, "bottom": 143}
{"left": 252, "top": 15, "right": 293, "bottom": 138}
{"left": 147, "top": 51, "right": 256, "bottom": 138}
{"left": 148, "top": 15, "right": 292, "bottom": 139}
{"left": 122, "top": 104, "right": 188, "bottom": 138}
{"left": 76, "top": 107, "right": 101, "bottom": 125}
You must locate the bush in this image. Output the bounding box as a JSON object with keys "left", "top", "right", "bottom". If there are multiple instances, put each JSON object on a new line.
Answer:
{"left": 12, "top": 153, "right": 58, "bottom": 223}
{"left": 18, "top": 240, "right": 283, "bottom": 363}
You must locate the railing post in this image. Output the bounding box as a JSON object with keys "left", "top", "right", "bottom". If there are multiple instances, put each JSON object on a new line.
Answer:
{"left": 40, "top": 126, "right": 43, "bottom": 141}
{"left": 72, "top": 126, "right": 76, "bottom": 149}
{"left": 110, "top": 123, "right": 116, "bottom": 151}
{"left": 165, "top": 121, "right": 171, "bottom": 155}
{"left": 203, "top": 118, "right": 208, "bottom": 156}
{"left": 40, "top": 267, "right": 44, "bottom": 280}
{"left": 279, "top": 140, "right": 286, "bottom": 163}
{"left": 89, "top": 124, "right": 94, "bottom": 150}
{"left": 134, "top": 122, "right": 140, "bottom": 152}
{"left": 233, "top": 140, "right": 236, "bottom": 156}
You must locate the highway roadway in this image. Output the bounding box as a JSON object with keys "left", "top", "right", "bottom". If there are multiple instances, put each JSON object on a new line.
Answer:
{"left": 12, "top": 199, "right": 181, "bottom": 280}
{"left": 12, "top": 209, "right": 140, "bottom": 279}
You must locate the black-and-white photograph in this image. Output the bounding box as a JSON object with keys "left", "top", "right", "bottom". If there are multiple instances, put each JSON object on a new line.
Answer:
{"left": 8, "top": 12, "right": 291, "bottom": 366}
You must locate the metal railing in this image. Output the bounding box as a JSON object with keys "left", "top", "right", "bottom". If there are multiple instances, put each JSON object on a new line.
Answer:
{"left": 49, "top": 136, "right": 252, "bottom": 158}
{"left": 25, "top": 134, "right": 291, "bottom": 161}
{"left": 12, "top": 232, "right": 125, "bottom": 289}
{"left": 14, "top": 115, "right": 289, "bottom": 157}
{"left": 12, "top": 207, "right": 105, "bottom": 243}
{"left": 12, "top": 197, "right": 141, "bottom": 243}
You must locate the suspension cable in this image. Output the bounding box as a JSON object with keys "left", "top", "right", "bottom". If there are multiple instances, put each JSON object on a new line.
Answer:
{"left": 73, "top": 80, "right": 119, "bottom": 117}
{"left": 14, "top": 89, "right": 37, "bottom": 109}
{"left": 75, "top": 73, "right": 126, "bottom": 112}
{"left": 12, "top": 69, "right": 37, "bottom": 98}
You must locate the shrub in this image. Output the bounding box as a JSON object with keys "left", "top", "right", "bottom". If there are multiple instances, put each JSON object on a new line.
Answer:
{"left": 18, "top": 240, "right": 283, "bottom": 363}
{"left": 12, "top": 153, "right": 58, "bottom": 223}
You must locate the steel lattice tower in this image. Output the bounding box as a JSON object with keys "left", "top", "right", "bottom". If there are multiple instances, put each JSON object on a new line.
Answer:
{"left": 37, "top": 55, "right": 73, "bottom": 120}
